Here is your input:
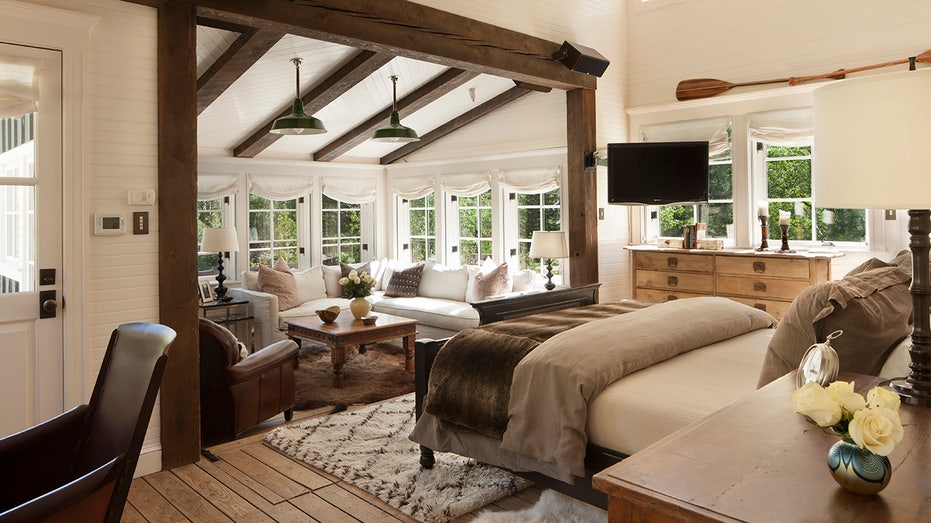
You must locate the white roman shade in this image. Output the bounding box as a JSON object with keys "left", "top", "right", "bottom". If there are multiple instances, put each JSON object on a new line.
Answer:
{"left": 321, "top": 176, "right": 377, "bottom": 204}
{"left": 441, "top": 172, "right": 491, "bottom": 197}
{"left": 640, "top": 116, "right": 731, "bottom": 156}
{"left": 0, "top": 54, "right": 40, "bottom": 118}
{"left": 197, "top": 173, "right": 238, "bottom": 200}
{"left": 497, "top": 166, "right": 560, "bottom": 193}
{"left": 748, "top": 108, "right": 813, "bottom": 147}
{"left": 248, "top": 174, "right": 314, "bottom": 199}
{"left": 391, "top": 175, "right": 435, "bottom": 200}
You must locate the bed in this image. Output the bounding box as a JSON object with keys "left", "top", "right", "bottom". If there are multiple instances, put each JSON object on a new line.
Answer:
{"left": 409, "top": 255, "right": 915, "bottom": 508}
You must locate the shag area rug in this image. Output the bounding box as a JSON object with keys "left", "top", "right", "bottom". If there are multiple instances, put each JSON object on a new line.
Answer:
{"left": 264, "top": 394, "right": 532, "bottom": 523}
{"left": 472, "top": 489, "right": 607, "bottom": 522}
{"left": 294, "top": 341, "right": 414, "bottom": 411}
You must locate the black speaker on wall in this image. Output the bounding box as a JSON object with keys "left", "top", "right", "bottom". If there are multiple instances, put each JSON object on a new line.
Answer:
{"left": 553, "top": 41, "right": 610, "bottom": 77}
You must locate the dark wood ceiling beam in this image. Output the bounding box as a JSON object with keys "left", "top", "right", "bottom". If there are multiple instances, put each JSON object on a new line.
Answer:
{"left": 196, "top": 26, "right": 285, "bottom": 115}
{"left": 380, "top": 86, "right": 531, "bottom": 165}
{"left": 194, "top": 0, "right": 596, "bottom": 91}
{"left": 314, "top": 68, "right": 477, "bottom": 162}
{"left": 233, "top": 49, "right": 393, "bottom": 158}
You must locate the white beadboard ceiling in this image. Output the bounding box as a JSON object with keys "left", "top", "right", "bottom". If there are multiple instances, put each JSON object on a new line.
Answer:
{"left": 196, "top": 28, "right": 519, "bottom": 163}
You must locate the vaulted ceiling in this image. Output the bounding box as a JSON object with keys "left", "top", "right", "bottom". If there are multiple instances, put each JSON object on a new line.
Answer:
{"left": 195, "top": 17, "right": 549, "bottom": 165}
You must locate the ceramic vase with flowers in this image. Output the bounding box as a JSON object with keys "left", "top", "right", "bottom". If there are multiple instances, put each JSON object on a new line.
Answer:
{"left": 792, "top": 381, "right": 904, "bottom": 495}
{"left": 339, "top": 269, "right": 375, "bottom": 320}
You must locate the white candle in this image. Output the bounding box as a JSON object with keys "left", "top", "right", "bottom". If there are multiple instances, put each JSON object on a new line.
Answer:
{"left": 757, "top": 201, "right": 767, "bottom": 217}
{"left": 779, "top": 210, "right": 791, "bottom": 226}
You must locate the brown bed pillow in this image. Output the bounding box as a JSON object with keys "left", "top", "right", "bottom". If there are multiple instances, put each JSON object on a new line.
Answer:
{"left": 472, "top": 262, "right": 512, "bottom": 301}
{"left": 384, "top": 263, "right": 424, "bottom": 297}
{"left": 757, "top": 265, "right": 912, "bottom": 387}
{"left": 258, "top": 263, "right": 301, "bottom": 311}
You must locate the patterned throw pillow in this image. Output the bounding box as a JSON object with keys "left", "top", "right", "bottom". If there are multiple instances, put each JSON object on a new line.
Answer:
{"left": 472, "top": 262, "right": 512, "bottom": 301}
{"left": 340, "top": 262, "right": 371, "bottom": 297}
{"left": 385, "top": 263, "right": 425, "bottom": 297}
{"left": 258, "top": 263, "right": 301, "bottom": 311}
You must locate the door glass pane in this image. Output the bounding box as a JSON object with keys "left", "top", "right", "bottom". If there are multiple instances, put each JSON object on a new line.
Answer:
{"left": 0, "top": 113, "right": 36, "bottom": 294}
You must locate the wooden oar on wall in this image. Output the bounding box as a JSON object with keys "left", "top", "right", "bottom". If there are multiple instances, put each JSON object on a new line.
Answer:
{"left": 676, "top": 49, "right": 931, "bottom": 101}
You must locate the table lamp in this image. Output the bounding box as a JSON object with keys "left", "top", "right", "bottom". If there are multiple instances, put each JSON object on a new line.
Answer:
{"left": 529, "top": 231, "right": 568, "bottom": 291}
{"left": 813, "top": 65, "right": 931, "bottom": 405}
{"left": 201, "top": 227, "right": 239, "bottom": 302}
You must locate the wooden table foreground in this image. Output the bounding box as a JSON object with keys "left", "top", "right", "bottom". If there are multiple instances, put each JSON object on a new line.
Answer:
{"left": 593, "top": 372, "right": 931, "bottom": 523}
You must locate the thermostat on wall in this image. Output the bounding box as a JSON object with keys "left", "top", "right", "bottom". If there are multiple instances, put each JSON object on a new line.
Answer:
{"left": 94, "top": 213, "right": 125, "bottom": 236}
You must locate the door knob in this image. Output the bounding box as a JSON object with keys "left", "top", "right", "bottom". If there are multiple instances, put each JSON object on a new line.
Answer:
{"left": 42, "top": 299, "right": 58, "bottom": 312}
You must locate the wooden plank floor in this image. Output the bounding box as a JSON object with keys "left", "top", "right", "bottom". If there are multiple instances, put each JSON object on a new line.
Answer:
{"left": 124, "top": 407, "right": 543, "bottom": 522}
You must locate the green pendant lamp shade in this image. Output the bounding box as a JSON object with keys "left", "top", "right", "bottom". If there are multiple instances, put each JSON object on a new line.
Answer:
{"left": 270, "top": 58, "right": 327, "bottom": 135}
{"left": 371, "top": 75, "right": 420, "bottom": 143}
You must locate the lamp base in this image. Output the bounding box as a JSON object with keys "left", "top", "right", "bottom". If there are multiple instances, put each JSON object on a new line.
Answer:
{"left": 544, "top": 259, "right": 556, "bottom": 291}
{"left": 214, "top": 251, "right": 230, "bottom": 302}
{"left": 885, "top": 377, "right": 931, "bottom": 406}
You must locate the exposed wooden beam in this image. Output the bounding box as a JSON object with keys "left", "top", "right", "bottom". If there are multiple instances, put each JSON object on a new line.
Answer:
{"left": 234, "top": 49, "right": 392, "bottom": 158}
{"left": 314, "top": 68, "right": 477, "bottom": 162}
{"left": 195, "top": 0, "right": 597, "bottom": 91}
{"left": 380, "top": 86, "right": 531, "bottom": 165}
{"left": 197, "top": 26, "right": 285, "bottom": 115}
{"left": 565, "top": 88, "right": 598, "bottom": 286}
{"left": 157, "top": 0, "right": 201, "bottom": 469}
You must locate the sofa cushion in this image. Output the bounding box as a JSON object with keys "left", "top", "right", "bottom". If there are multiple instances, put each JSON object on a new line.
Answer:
{"left": 258, "top": 264, "right": 302, "bottom": 311}
{"left": 373, "top": 296, "right": 480, "bottom": 332}
{"left": 385, "top": 263, "right": 424, "bottom": 297}
{"left": 322, "top": 265, "right": 342, "bottom": 297}
{"left": 419, "top": 261, "right": 469, "bottom": 302}
{"left": 757, "top": 265, "right": 912, "bottom": 387}
{"left": 472, "top": 262, "right": 512, "bottom": 302}
{"left": 292, "top": 266, "right": 327, "bottom": 303}
{"left": 242, "top": 269, "right": 259, "bottom": 291}
{"left": 511, "top": 269, "right": 539, "bottom": 292}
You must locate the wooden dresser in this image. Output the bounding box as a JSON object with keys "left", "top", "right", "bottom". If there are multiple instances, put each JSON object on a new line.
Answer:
{"left": 627, "top": 245, "right": 843, "bottom": 321}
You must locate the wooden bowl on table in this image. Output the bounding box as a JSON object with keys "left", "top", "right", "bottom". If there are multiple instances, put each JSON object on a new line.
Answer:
{"left": 316, "top": 307, "right": 340, "bottom": 324}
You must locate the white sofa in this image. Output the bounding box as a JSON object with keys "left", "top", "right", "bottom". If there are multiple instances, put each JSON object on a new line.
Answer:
{"left": 230, "top": 259, "right": 542, "bottom": 348}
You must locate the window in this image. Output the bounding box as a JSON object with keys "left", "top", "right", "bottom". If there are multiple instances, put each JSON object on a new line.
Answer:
{"left": 249, "top": 194, "right": 298, "bottom": 267}
{"left": 761, "top": 143, "right": 866, "bottom": 244}
{"left": 659, "top": 146, "right": 733, "bottom": 239}
{"left": 408, "top": 193, "right": 436, "bottom": 263}
{"left": 196, "top": 197, "right": 225, "bottom": 274}
{"left": 516, "top": 188, "right": 561, "bottom": 270}
{"left": 457, "top": 191, "right": 493, "bottom": 265}
{"left": 321, "top": 195, "right": 362, "bottom": 265}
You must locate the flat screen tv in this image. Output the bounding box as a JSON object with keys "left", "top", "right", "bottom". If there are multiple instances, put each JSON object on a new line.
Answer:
{"left": 607, "top": 141, "right": 710, "bottom": 205}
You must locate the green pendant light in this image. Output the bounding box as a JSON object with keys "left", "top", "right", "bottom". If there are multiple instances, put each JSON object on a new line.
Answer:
{"left": 371, "top": 75, "right": 420, "bottom": 143}
{"left": 270, "top": 58, "right": 327, "bottom": 135}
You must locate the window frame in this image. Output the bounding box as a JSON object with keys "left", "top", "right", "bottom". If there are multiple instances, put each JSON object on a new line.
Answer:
{"left": 505, "top": 187, "right": 563, "bottom": 274}
{"left": 320, "top": 194, "right": 368, "bottom": 266}
{"left": 247, "top": 192, "right": 301, "bottom": 269}
{"left": 196, "top": 195, "right": 235, "bottom": 277}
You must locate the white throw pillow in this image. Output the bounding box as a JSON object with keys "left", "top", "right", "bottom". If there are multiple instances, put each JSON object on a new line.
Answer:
{"left": 322, "top": 265, "right": 342, "bottom": 297}
{"left": 511, "top": 268, "right": 538, "bottom": 292}
{"left": 241, "top": 270, "right": 259, "bottom": 291}
{"left": 292, "top": 266, "right": 327, "bottom": 303}
{"left": 418, "top": 261, "right": 470, "bottom": 301}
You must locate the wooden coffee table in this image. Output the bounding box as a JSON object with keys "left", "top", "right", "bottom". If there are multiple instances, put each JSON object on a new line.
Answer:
{"left": 286, "top": 311, "right": 417, "bottom": 388}
{"left": 593, "top": 371, "right": 931, "bottom": 522}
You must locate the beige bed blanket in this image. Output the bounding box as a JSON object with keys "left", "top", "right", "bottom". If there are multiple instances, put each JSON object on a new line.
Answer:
{"left": 500, "top": 297, "right": 775, "bottom": 481}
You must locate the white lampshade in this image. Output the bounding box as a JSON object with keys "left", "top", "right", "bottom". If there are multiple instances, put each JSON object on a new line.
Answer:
{"left": 813, "top": 68, "right": 931, "bottom": 209}
{"left": 201, "top": 227, "right": 239, "bottom": 253}
{"left": 529, "top": 231, "right": 568, "bottom": 259}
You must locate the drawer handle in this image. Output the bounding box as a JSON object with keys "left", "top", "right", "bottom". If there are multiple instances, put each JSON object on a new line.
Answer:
{"left": 754, "top": 282, "right": 767, "bottom": 292}
{"left": 753, "top": 261, "right": 766, "bottom": 273}
{"left": 754, "top": 303, "right": 767, "bottom": 311}
{"left": 667, "top": 256, "right": 678, "bottom": 268}
{"left": 668, "top": 275, "right": 678, "bottom": 286}
{"left": 667, "top": 295, "right": 678, "bottom": 301}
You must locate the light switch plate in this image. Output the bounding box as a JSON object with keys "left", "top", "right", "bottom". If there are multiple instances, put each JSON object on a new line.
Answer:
{"left": 128, "top": 188, "right": 156, "bottom": 206}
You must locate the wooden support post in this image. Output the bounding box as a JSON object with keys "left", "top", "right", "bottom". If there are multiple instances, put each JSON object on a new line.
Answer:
{"left": 157, "top": 0, "right": 201, "bottom": 468}
{"left": 566, "top": 88, "right": 598, "bottom": 286}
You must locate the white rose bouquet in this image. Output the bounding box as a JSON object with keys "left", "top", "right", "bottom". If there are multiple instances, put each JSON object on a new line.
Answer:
{"left": 339, "top": 269, "right": 374, "bottom": 298}
{"left": 792, "top": 381, "right": 905, "bottom": 456}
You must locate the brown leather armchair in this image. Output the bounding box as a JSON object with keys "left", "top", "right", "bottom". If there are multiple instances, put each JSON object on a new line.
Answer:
{"left": 199, "top": 318, "right": 299, "bottom": 443}
{"left": 0, "top": 322, "right": 176, "bottom": 523}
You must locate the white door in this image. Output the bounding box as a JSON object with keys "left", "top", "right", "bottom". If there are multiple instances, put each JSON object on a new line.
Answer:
{"left": 0, "top": 43, "right": 64, "bottom": 437}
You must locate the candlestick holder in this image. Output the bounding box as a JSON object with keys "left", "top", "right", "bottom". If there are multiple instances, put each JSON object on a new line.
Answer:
{"left": 756, "top": 215, "right": 769, "bottom": 251}
{"left": 779, "top": 224, "right": 796, "bottom": 253}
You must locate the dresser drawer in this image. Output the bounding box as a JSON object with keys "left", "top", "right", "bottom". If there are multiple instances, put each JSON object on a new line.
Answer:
{"left": 729, "top": 296, "right": 792, "bottom": 322}
{"left": 715, "top": 256, "right": 811, "bottom": 280}
{"left": 715, "top": 276, "right": 810, "bottom": 300}
{"left": 635, "top": 288, "right": 710, "bottom": 302}
{"left": 636, "top": 270, "right": 714, "bottom": 293}
{"left": 634, "top": 251, "right": 714, "bottom": 272}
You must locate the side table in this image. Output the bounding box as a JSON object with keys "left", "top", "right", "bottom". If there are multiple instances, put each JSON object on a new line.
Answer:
{"left": 200, "top": 299, "right": 254, "bottom": 351}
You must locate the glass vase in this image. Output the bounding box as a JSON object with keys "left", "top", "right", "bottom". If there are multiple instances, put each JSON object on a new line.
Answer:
{"left": 349, "top": 297, "right": 371, "bottom": 320}
{"left": 827, "top": 438, "right": 891, "bottom": 495}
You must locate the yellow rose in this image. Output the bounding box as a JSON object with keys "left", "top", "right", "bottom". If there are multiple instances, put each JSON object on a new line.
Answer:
{"left": 338, "top": 277, "right": 349, "bottom": 286}
{"left": 826, "top": 381, "right": 867, "bottom": 414}
{"left": 351, "top": 274, "right": 361, "bottom": 284}
{"left": 848, "top": 406, "right": 904, "bottom": 456}
{"left": 867, "top": 386, "right": 901, "bottom": 411}
{"left": 792, "top": 382, "right": 842, "bottom": 427}
{"left": 348, "top": 269, "right": 358, "bottom": 279}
